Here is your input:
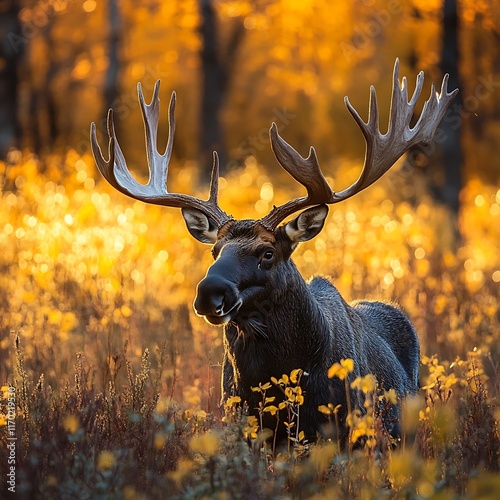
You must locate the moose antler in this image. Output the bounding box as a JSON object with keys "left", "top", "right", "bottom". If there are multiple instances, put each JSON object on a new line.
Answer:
{"left": 90, "top": 81, "right": 233, "bottom": 228}
{"left": 260, "top": 59, "right": 458, "bottom": 231}
{"left": 91, "top": 61, "right": 457, "bottom": 235}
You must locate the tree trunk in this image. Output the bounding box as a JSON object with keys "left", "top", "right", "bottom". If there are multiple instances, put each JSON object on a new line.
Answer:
{"left": 30, "top": 22, "right": 59, "bottom": 156}
{"left": 104, "top": 0, "right": 122, "bottom": 114}
{"left": 0, "top": 0, "right": 21, "bottom": 157}
{"left": 439, "top": 0, "right": 462, "bottom": 214}
{"left": 198, "top": 0, "right": 244, "bottom": 179}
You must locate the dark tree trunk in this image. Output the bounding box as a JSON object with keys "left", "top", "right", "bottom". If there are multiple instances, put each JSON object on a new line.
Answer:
{"left": 0, "top": 0, "right": 21, "bottom": 157}
{"left": 199, "top": 0, "right": 223, "bottom": 171}
{"left": 44, "top": 30, "right": 59, "bottom": 148}
{"left": 30, "top": 22, "right": 59, "bottom": 156}
{"left": 24, "top": 15, "right": 59, "bottom": 157}
{"left": 439, "top": 0, "right": 462, "bottom": 214}
{"left": 198, "top": 0, "right": 244, "bottom": 179}
{"left": 104, "top": 0, "right": 122, "bottom": 114}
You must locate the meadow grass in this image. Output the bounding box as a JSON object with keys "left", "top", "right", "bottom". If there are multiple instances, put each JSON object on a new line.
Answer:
{"left": 0, "top": 151, "right": 499, "bottom": 498}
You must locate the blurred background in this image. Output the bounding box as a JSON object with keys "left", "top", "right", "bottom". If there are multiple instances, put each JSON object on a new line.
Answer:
{"left": 1, "top": 0, "right": 499, "bottom": 210}
{"left": 1, "top": 3, "right": 500, "bottom": 493}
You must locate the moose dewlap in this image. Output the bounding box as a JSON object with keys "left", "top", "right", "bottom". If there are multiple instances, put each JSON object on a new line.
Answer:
{"left": 91, "top": 59, "right": 457, "bottom": 444}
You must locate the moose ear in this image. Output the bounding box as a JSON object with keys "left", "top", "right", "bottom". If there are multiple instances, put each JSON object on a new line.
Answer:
{"left": 285, "top": 205, "right": 328, "bottom": 244}
{"left": 181, "top": 207, "right": 218, "bottom": 244}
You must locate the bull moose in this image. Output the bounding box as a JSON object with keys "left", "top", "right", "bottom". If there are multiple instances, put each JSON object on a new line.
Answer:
{"left": 91, "top": 60, "right": 457, "bottom": 444}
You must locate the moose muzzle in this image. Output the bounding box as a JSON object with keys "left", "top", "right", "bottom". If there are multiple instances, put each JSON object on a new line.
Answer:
{"left": 194, "top": 272, "right": 242, "bottom": 325}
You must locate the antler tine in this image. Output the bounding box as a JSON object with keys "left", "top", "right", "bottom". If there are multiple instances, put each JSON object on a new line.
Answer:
{"left": 269, "top": 123, "right": 333, "bottom": 201}
{"left": 90, "top": 111, "right": 108, "bottom": 182}
{"left": 334, "top": 60, "right": 458, "bottom": 202}
{"left": 91, "top": 109, "right": 137, "bottom": 194}
{"left": 137, "top": 81, "right": 173, "bottom": 194}
{"left": 90, "top": 82, "right": 232, "bottom": 228}
{"left": 258, "top": 59, "right": 458, "bottom": 231}
{"left": 208, "top": 151, "right": 221, "bottom": 204}
{"left": 90, "top": 116, "right": 114, "bottom": 186}
{"left": 259, "top": 123, "right": 335, "bottom": 231}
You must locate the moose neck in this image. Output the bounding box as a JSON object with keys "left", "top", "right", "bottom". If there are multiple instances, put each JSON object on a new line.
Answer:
{"left": 225, "top": 259, "right": 330, "bottom": 386}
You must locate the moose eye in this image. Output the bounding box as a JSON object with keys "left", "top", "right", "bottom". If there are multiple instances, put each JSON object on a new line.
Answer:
{"left": 259, "top": 250, "right": 275, "bottom": 270}
{"left": 263, "top": 250, "right": 274, "bottom": 261}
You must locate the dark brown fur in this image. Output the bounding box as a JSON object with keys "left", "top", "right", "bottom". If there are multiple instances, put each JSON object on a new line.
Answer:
{"left": 194, "top": 217, "right": 420, "bottom": 444}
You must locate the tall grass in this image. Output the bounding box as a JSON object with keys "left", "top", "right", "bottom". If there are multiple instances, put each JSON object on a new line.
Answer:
{"left": 0, "top": 151, "right": 499, "bottom": 498}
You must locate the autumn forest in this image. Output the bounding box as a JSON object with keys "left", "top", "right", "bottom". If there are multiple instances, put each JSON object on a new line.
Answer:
{"left": 0, "top": 0, "right": 499, "bottom": 498}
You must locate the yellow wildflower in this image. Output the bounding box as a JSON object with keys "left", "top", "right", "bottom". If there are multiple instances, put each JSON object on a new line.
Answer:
{"left": 190, "top": 430, "right": 220, "bottom": 457}
{"left": 328, "top": 358, "right": 354, "bottom": 380}
{"left": 63, "top": 414, "right": 80, "bottom": 434}
{"left": 97, "top": 450, "right": 116, "bottom": 470}
{"left": 351, "top": 374, "right": 377, "bottom": 393}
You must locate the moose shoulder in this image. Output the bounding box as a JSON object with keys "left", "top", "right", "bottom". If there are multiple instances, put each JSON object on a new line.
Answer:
{"left": 91, "top": 59, "right": 458, "bottom": 444}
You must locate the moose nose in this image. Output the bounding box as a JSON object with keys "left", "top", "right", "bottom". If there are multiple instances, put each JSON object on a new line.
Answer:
{"left": 194, "top": 275, "right": 239, "bottom": 320}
